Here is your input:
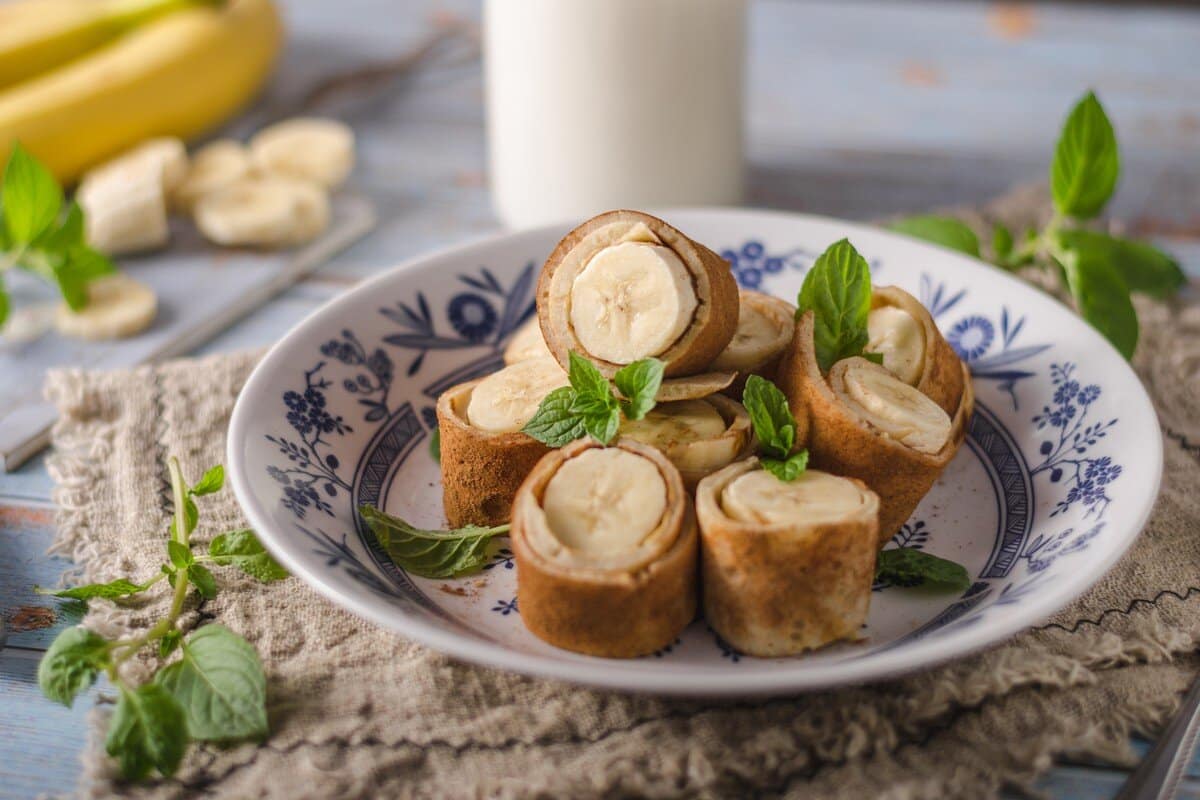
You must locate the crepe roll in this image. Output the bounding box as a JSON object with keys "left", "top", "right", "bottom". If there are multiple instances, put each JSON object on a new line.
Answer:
{"left": 502, "top": 316, "right": 553, "bottom": 365}
{"left": 511, "top": 438, "right": 698, "bottom": 658}
{"left": 778, "top": 312, "right": 974, "bottom": 544}
{"left": 696, "top": 459, "right": 880, "bottom": 657}
{"left": 537, "top": 210, "right": 740, "bottom": 385}
{"left": 436, "top": 358, "right": 567, "bottom": 527}
{"left": 619, "top": 394, "right": 753, "bottom": 489}
{"left": 711, "top": 290, "right": 796, "bottom": 396}
{"left": 868, "top": 286, "right": 965, "bottom": 416}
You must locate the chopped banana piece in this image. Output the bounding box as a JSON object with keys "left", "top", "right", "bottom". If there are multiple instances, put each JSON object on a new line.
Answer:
{"left": 194, "top": 177, "right": 330, "bottom": 248}
{"left": 172, "top": 139, "right": 252, "bottom": 212}
{"left": 838, "top": 359, "right": 951, "bottom": 454}
{"left": 503, "top": 317, "right": 553, "bottom": 364}
{"left": 867, "top": 306, "right": 926, "bottom": 386}
{"left": 466, "top": 357, "right": 568, "bottom": 433}
{"left": 55, "top": 274, "right": 157, "bottom": 340}
{"left": 720, "top": 469, "right": 874, "bottom": 527}
{"left": 249, "top": 117, "right": 356, "bottom": 188}
{"left": 76, "top": 157, "right": 169, "bottom": 256}
{"left": 619, "top": 399, "right": 727, "bottom": 451}
{"left": 82, "top": 138, "right": 189, "bottom": 194}
{"left": 541, "top": 448, "right": 667, "bottom": 556}
{"left": 569, "top": 241, "right": 698, "bottom": 364}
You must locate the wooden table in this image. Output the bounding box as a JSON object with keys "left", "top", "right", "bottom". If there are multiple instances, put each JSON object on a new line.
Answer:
{"left": 3, "top": 1, "right": 1199, "bottom": 797}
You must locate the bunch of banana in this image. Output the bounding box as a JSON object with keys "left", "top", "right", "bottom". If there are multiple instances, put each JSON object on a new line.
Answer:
{"left": 0, "top": 0, "right": 283, "bottom": 183}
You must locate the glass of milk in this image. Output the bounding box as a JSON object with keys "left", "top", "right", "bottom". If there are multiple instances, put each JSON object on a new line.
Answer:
{"left": 484, "top": 0, "right": 746, "bottom": 229}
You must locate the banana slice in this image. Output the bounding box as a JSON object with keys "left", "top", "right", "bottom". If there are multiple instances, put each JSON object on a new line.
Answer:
{"left": 569, "top": 241, "right": 698, "bottom": 364}
{"left": 55, "top": 273, "right": 157, "bottom": 340}
{"left": 172, "top": 139, "right": 252, "bottom": 212}
{"left": 541, "top": 447, "right": 668, "bottom": 557}
{"left": 867, "top": 306, "right": 926, "bottom": 386}
{"left": 720, "top": 468, "right": 875, "bottom": 527}
{"left": 194, "top": 177, "right": 330, "bottom": 248}
{"left": 76, "top": 156, "right": 169, "bottom": 256}
{"left": 81, "top": 137, "right": 189, "bottom": 193}
{"left": 835, "top": 359, "right": 951, "bottom": 454}
{"left": 249, "top": 117, "right": 356, "bottom": 188}
{"left": 620, "top": 399, "right": 727, "bottom": 451}
{"left": 711, "top": 290, "right": 795, "bottom": 372}
{"left": 465, "top": 357, "right": 568, "bottom": 433}
{"left": 619, "top": 395, "right": 751, "bottom": 483}
{"left": 502, "top": 317, "right": 552, "bottom": 365}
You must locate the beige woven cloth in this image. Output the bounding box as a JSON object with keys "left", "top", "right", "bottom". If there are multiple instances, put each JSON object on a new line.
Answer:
{"left": 45, "top": 190, "right": 1200, "bottom": 799}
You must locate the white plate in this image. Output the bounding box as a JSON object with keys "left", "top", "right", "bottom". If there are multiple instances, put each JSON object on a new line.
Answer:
{"left": 227, "top": 208, "right": 1161, "bottom": 696}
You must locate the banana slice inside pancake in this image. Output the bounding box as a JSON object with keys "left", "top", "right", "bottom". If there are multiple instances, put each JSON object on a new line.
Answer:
{"left": 720, "top": 468, "right": 875, "bottom": 527}
{"left": 465, "top": 357, "right": 567, "bottom": 434}
{"left": 867, "top": 305, "right": 925, "bottom": 386}
{"left": 834, "top": 358, "right": 951, "bottom": 454}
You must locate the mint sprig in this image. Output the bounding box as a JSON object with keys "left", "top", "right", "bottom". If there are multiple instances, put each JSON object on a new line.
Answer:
{"left": 796, "top": 239, "right": 880, "bottom": 372}
{"left": 360, "top": 505, "right": 508, "bottom": 578}
{"left": 889, "top": 91, "right": 1183, "bottom": 361}
{"left": 742, "top": 374, "right": 809, "bottom": 482}
{"left": 37, "top": 457, "right": 288, "bottom": 781}
{"left": 875, "top": 547, "right": 971, "bottom": 592}
{"left": 522, "top": 352, "right": 664, "bottom": 447}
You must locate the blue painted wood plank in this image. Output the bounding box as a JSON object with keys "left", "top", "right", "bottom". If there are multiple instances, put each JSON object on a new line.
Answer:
{"left": 0, "top": 504, "right": 83, "bottom": 651}
{"left": 1026, "top": 765, "right": 1200, "bottom": 800}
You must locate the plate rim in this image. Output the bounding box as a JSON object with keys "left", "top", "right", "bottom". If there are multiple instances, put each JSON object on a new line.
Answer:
{"left": 227, "top": 206, "right": 1163, "bottom": 696}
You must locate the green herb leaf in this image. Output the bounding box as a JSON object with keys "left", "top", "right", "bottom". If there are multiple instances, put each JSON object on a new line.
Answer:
{"left": 159, "top": 630, "right": 183, "bottom": 659}
{"left": 106, "top": 683, "right": 188, "bottom": 780}
{"left": 1055, "top": 229, "right": 1185, "bottom": 298}
{"left": 569, "top": 387, "right": 620, "bottom": 445}
{"left": 167, "top": 540, "right": 193, "bottom": 570}
{"left": 0, "top": 281, "right": 8, "bottom": 328}
{"left": 613, "top": 357, "right": 665, "bottom": 421}
{"left": 189, "top": 465, "right": 225, "bottom": 496}
{"left": 429, "top": 426, "right": 441, "bottom": 463}
{"left": 523, "top": 386, "right": 587, "bottom": 447}
{"left": 888, "top": 216, "right": 980, "bottom": 258}
{"left": 761, "top": 450, "right": 809, "bottom": 482}
{"left": 2, "top": 142, "right": 63, "bottom": 244}
{"left": 156, "top": 624, "right": 268, "bottom": 742}
{"left": 359, "top": 505, "right": 507, "bottom": 579}
{"left": 992, "top": 222, "right": 1014, "bottom": 262}
{"left": 742, "top": 375, "right": 797, "bottom": 460}
{"left": 187, "top": 563, "right": 218, "bottom": 599}
{"left": 567, "top": 350, "right": 610, "bottom": 398}
{"left": 36, "top": 577, "right": 152, "bottom": 601}
{"left": 1051, "top": 91, "right": 1119, "bottom": 219}
{"left": 37, "top": 200, "right": 85, "bottom": 249}
{"left": 209, "top": 529, "right": 289, "bottom": 582}
{"left": 796, "top": 238, "right": 874, "bottom": 372}
{"left": 875, "top": 547, "right": 971, "bottom": 591}
{"left": 169, "top": 497, "right": 199, "bottom": 537}
{"left": 38, "top": 626, "right": 110, "bottom": 707}
{"left": 1058, "top": 247, "right": 1138, "bottom": 359}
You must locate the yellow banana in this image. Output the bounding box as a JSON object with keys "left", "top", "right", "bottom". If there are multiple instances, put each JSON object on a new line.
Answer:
{"left": 0, "top": 0, "right": 222, "bottom": 92}
{"left": 0, "top": 0, "right": 283, "bottom": 183}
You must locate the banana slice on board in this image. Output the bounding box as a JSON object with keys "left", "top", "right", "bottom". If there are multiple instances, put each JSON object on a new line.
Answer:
{"left": 194, "top": 177, "right": 330, "bottom": 248}
{"left": 81, "top": 137, "right": 189, "bottom": 194}
{"left": 618, "top": 395, "right": 752, "bottom": 487}
{"left": 697, "top": 460, "right": 880, "bottom": 657}
{"left": 512, "top": 438, "right": 697, "bottom": 658}
{"left": 249, "top": 117, "right": 356, "bottom": 189}
{"left": 55, "top": 273, "right": 157, "bottom": 340}
{"left": 76, "top": 155, "right": 170, "bottom": 256}
{"left": 172, "top": 139, "right": 252, "bottom": 212}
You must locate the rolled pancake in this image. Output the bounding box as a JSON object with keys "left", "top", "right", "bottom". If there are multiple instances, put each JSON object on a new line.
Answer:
{"left": 777, "top": 311, "right": 974, "bottom": 544}
{"left": 537, "top": 209, "right": 739, "bottom": 379}
{"left": 870, "top": 285, "right": 965, "bottom": 416}
{"left": 696, "top": 459, "right": 880, "bottom": 657}
{"left": 711, "top": 290, "right": 796, "bottom": 397}
{"left": 511, "top": 438, "right": 698, "bottom": 658}
{"left": 619, "top": 394, "right": 754, "bottom": 489}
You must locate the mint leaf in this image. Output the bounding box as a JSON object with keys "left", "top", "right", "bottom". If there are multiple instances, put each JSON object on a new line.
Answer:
{"left": 106, "top": 684, "right": 188, "bottom": 780}
{"left": 35, "top": 200, "right": 84, "bottom": 250}
{"left": 429, "top": 426, "right": 441, "bottom": 463}
{"left": 1056, "top": 229, "right": 1184, "bottom": 298}
{"left": 742, "top": 375, "right": 797, "bottom": 460}
{"left": 761, "top": 450, "right": 809, "bottom": 482}
{"left": 0, "top": 281, "right": 9, "bottom": 328}
{"left": 209, "top": 529, "right": 289, "bottom": 582}
{"left": 156, "top": 624, "right": 268, "bottom": 742}
{"left": 888, "top": 216, "right": 980, "bottom": 258}
{"left": 567, "top": 351, "right": 610, "bottom": 397}
{"left": 190, "top": 465, "right": 225, "bottom": 496}
{"left": 169, "top": 497, "right": 199, "bottom": 537}
{"left": 38, "top": 627, "right": 110, "bottom": 707}
{"left": 360, "top": 505, "right": 507, "bottom": 578}
{"left": 1058, "top": 247, "right": 1138, "bottom": 359}
{"left": 2, "top": 143, "right": 63, "bottom": 243}
{"left": 1051, "top": 91, "right": 1119, "bottom": 218}
{"left": 796, "top": 238, "right": 874, "bottom": 372}
{"left": 876, "top": 547, "right": 971, "bottom": 592}
{"left": 36, "top": 577, "right": 152, "bottom": 601}
{"left": 187, "top": 563, "right": 217, "bottom": 599}
{"left": 992, "top": 223, "right": 1014, "bottom": 263}
{"left": 167, "top": 540, "right": 193, "bottom": 569}
{"left": 523, "top": 386, "right": 587, "bottom": 447}
{"left": 613, "top": 357, "right": 664, "bottom": 421}
{"left": 159, "top": 630, "right": 183, "bottom": 659}
{"left": 580, "top": 404, "right": 621, "bottom": 445}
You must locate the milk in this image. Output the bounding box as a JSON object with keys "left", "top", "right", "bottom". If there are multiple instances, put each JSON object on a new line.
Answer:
{"left": 484, "top": 0, "right": 746, "bottom": 229}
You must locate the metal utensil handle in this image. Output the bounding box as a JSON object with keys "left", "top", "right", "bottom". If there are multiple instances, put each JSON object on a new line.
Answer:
{"left": 1115, "top": 674, "right": 1200, "bottom": 800}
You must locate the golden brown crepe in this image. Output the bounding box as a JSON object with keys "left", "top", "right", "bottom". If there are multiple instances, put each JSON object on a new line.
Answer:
{"left": 537, "top": 209, "right": 739, "bottom": 381}
{"left": 712, "top": 289, "right": 796, "bottom": 396}
{"left": 696, "top": 459, "right": 880, "bottom": 657}
{"left": 777, "top": 311, "right": 974, "bottom": 545}
{"left": 511, "top": 438, "right": 698, "bottom": 658}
